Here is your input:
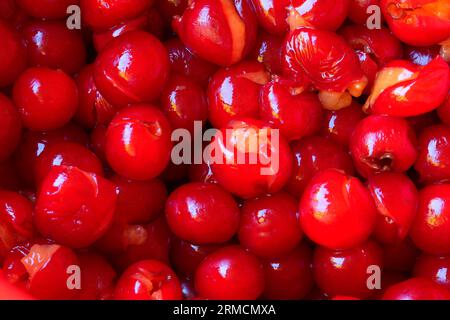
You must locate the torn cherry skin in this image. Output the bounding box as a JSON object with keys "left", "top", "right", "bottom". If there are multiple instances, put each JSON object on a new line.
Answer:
{"left": 299, "top": 169, "right": 377, "bottom": 250}
{"left": 0, "top": 93, "right": 21, "bottom": 162}
{"left": 380, "top": 0, "right": 450, "bottom": 46}
{"left": 368, "top": 173, "right": 418, "bottom": 245}
{"left": 94, "top": 31, "right": 169, "bottom": 107}
{"left": 114, "top": 260, "right": 181, "bottom": 300}
{"left": 286, "top": 136, "right": 355, "bottom": 198}
{"left": 17, "top": 0, "right": 78, "bottom": 19}
{"left": 173, "top": 0, "right": 257, "bottom": 66}
{"left": 105, "top": 105, "right": 172, "bottom": 181}
{"left": 382, "top": 278, "right": 450, "bottom": 300}
{"left": 365, "top": 58, "right": 450, "bottom": 117}
{"left": 348, "top": 0, "right": 381, "bottom": 24}
{"left": 262, "top": 244, "right": 313, "bottom": 300}
{"left": 195, "top": 246, "right": 265, "bottom": 300}
{"left": 211, "top": 118, "right": 293, "bottom": 199}
{"left": 208, "top": 61, "right": 269, "bottom": 129}
{"left": 259, "top": 77, "right": 324, "bottom": 141}
{"left": 410, "top": 184, "right": 450, "bottom": 256}
{"left": 0, "top": 20, "right": 27, "bottom": 88}
{"left": 35, "top": 166, "right": 117, "bottom": 249}
{"left": 350, "top": 115, "right": 418, "bottom": 178}
{"left": 313, "top": 241, "right": 384, "bottom": 299}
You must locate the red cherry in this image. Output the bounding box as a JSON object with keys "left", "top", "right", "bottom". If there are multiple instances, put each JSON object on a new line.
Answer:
{"left": 81, "top": 0, "right": 153, "bottom": 31}
{"left": 313, "top": 241, "right": 384, "bottom": 299}
{"left": 239, "top": 192, "right": 302, "bottom": 258}
{"left": 348, "top": 0, "right": 381, "bottom": 24}
{"left": 262, "top": 244, "right": 313, "bottom": 300}
{"left": 249, "top": 31, "right": 283, "bottom": 74}
{"left": 195, "top": 246, "right": 265, "bottom": 300}
{"left": 21, "top": 244, "right": 80, "bottom": 299}
{"left": 78, "top": 252, "right": 116, "bottom": 300}
{"left": 350, "top": 115, "right": 417, "bottom": 178}
{"left": 286, "top": 136, "right": 355, "bottom": 198}
{"left": 299, "top": 169, "right": 377, "bottom": 250}
{"left": 414, "top": 255, "right": 450, "bottom": 291}
{"left": 114, "top": 260, "right": 182, "bottom": 300}
{"left": 111, "top": 175, "right": 167, "bottom": 224}
{"left": 2, "top": 244, "right": 30, "bottom": 284}
{"left": 208, "top": 61, "right": 269, "bottom": 129}
{"left": 383, "top": 238, "right": 419, "bottom": 273}
{"left": 105, "top": 104, "right": 172, "bottom": 181}
{"left": 34, "top": 142, "right": 104, "bottom": 186}
{"left": 368, "top": 173, "right": 418, "bottom": 245}
{"left": 156, "top": 0, "right": 189, "bottom": 22}
{"left": 166, "top": 183, "right": 240, "bottom": 244}
{"left": 211, "top": 118, "right": 293, "bottom": 199}
{"left": 437, "top": 94, "right": 450, "bottom": 125}
{"left": 381, "top": 0, "right": 450, "bottom": 46}
{"left": 410, "top": 184, "right": 450, "bottom": 256}
{"left": 382, "top": 278, "right": 450, "bottom": 300}
{"left": 17, "top": 0, "right": 78, "bottom": 19}
{"left": 405, "top": 45, "right": 441, "bottom": 66}
{"left": 90, "top": 125, "right": 108, "bottom": 162}
{"left": 0, "top": 93, "right": 21, "bottom": 162}
{"left": 259, "top": 77, "right": 324, "bottom": 141}
{"left": 173, "top": 0, "right": 257, "bottom": 66}
{"left": 94, "top": 31, "right": 169, "bottom": 107}
{"left": 22, "top": 20, "right": 87, "bottom": 75}
{"left": 0, "top": 20, "right": 27, "bottom": 87}
{"left": 414, "top": 125, "right": 450, "bottom": 184}
{"left": 35, "top": 166, "right": 117, "bottom": 248}
{"left": 161, "top": 74, "right": 208, "bottom": 133}
{"left": 13, "top": 67, "right": 78, "bottom": 131}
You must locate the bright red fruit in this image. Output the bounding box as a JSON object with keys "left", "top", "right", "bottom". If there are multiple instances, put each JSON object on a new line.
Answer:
{"left": 0, "top": 20, "right": 27, "bottom": 87}
{"left": 350, "top": 115, "right": 417, "bottom": 178}
{"left": 173, "top": 0, "right": 257, "bottom": 66}
{"left": 105, "top": 105, "right": 172, "bottom": 181}
{"left": 0, "top": 93, "right": 21, "bottom": 162}
{"left": 299, "top": 169, "right": 377, "bottom": 250}
{"left": 17, "top": 0, "right": 78, "bottom": 19}
{"left": 13, "top": 67, "right": 78, "bottom": 131}
{"left": 114, "top": 260, "right": 182, "bottom": 300}
{"left": 348, "top": 0, "right": 381, "bottom": 24}
{"left": 410, "top": 184, "right": 450, "bottom": 256}
{"left": 414, "top": 255, "right": 450, "bottom": 291}
{"left": 313, "top": 241, "right": 384, "bottom": 299}
{"left": 195, "top": 246, "right": 265, "bottom": 300}
{"left": 382, "top": 278, "right": 450, "bottom": 300}
{"left": 166, "top": 183, "right": 240, "bottom": 244}
{"left": 94, "top": 31, "right": 169, "bottom": 107}
{"left": 35, "top": 166, "right": 117, "bottom": 248}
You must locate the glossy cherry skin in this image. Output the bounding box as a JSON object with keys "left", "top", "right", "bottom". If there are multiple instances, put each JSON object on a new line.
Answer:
{"left": 34, "top": 142, "right": 104, "bottom": 186}
{"left": 94, "top": 31, "right": 169, "bottom": 107}
{"left": 21, "top": 244, "right": 80, "bottom": 299}
{"left": 170, "top": 238, "right": 222, "bottom": 278}
{"left": 78, "top": 252, "right": 116, "bottom": 300}
{"left": 13, "top": 67, "right": 79, "bottom": 131}
{"left": 381, "top": 0, "right": 450, "bottom": 46}
{"left": 114, "top": 260, "right": 182, "bottom": 300}
{"left": 414, "top": 125, "right": 450, "bottom": 184}
{"left": 364, "top": 58, "right": 450, "bottom": 117}
{"left": 35, "top": 166, "right": 117, "bottom": 248}
{"left": 75, "top": 64, "right": 117, "bottom": 129}
{"left": 161, "top": 74, "right": 208, "bottom": 133}
{"left": 405, "top": 45, "right": 441, "bottom": 66}
{"left": 0, "top": 93, "right": 21, "bottom": 162}
{"left": 383, "top": 238, "right": 419, "bottom": 273}
{"left": 314, "top": 241, "right": 383, "bottom": 299}
{"left": 410, "top": 184, "right": 450, "bottom": 256}
{"left": 173, "top": 0, "right": 257, "bottom": 66}
{"left": 238, "top": 193, "right": 302, "bottom": 258}
{"left": 348, "top": 0, "right": 381, "bottom": 24}
{"left": 22, "top": 20, "right": 87, "bottom": 75}
{"left": 165, "top": 38, "right": 218, "bottom": 87}
{"left": 208, "top": 61, "right": 269, "bottom": 129}
{"left": 321, "top": 101, "right": 366, "bottom": 147}
{"left": 382, "top": 278, "right": 450, "bottom": 300}
{"left": 0, "top": 20, "right": 27, "bottom": 87}
{"left": 250, "top": 32, "right": 283, "bottom": 75}
{"left": 111, "top": 175, "right": 167, "bottom": 224}
{"left": 166, "top": 183, "right": 240, "bottom": 245}
{"left": 286, "top": 136, "right": 355, "bottom": 199}
{"left": 17, "top": 0, "right": 78, "bottom": 19}
{"left": 350, "top": 115, "right": 417, "bottom": 178}
{"left": 211, "top": 118, "right": 294, "bottom": 199}
{"left": 259, "top": 78, "right": 324, "bottom": 141}
{"left": 262, "top": 244, "right": 313, "bottom": 300}
{"left": 105, "top": 105, "right": 172, "bottom": 181}
{"left": 0, "top": 191, "right": 34, "bottom": 261}
{"left": 195, "top": 246, "right": 265, "bottom": 300}
{"left": 368, "top": 173, "right": 418, "bottom": 245}
{"left": 81, "top": 0, "right": 153, "bottom": 31}
{"left": 413, "top": 255, "right": 450, "bottom": 291}
{"left": 299, "top": 169, "right": 377, "bottom": 250}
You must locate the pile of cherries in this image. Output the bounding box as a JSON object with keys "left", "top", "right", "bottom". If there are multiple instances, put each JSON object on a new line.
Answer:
{"left": 0, "top": 0, "right": 450, "bottom": 301}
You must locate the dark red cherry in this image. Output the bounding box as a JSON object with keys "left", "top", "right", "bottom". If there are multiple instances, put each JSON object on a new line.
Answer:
{"left": 249, "top": 31, "right": 283, "bottom": 74}
{"left": 299, "top": 169, "right": 377, "bottom": 250}
{"left": 382, "top": 278, "right": 450, "bottom": 300}
{"left": 78, "top": 252, "right": 116, "bottom": 300}
{"left": 0, "top": 93, "right": 21, "bottom": 162}
{"left": 383, "top": 238, "right": 419, "bottom": 273}
{"left": 405, "top": 45, "right": 441, "bottom": 66}
{"left": 17, "top": 0, "right": 78, "bottom": 19}
{"left": 0, "top": 20, "right": 27, "bottom": 87}
{"left": 156, "top": 0, "right": 189, "bottom": 22}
